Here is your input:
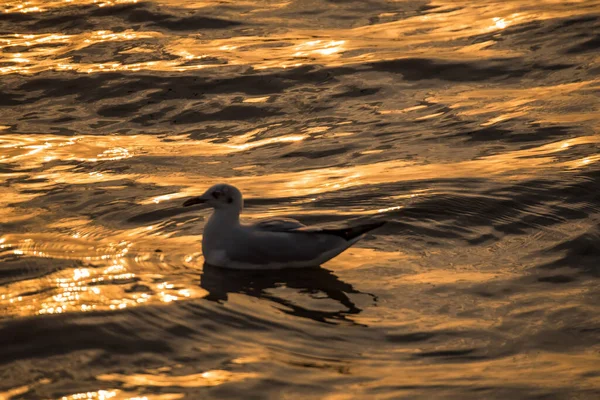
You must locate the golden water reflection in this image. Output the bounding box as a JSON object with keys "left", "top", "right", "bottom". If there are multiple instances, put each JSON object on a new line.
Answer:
{"left": 348, "top": 351, "right": 600, "bottom": 394}
{"left": 53, "top": 369, "right": 257, "bottom": 400}
{"left": 59, "top": 389, "right": 184, "bottom": 400}
{"left": 0, "top": 231, "right": 204, "bottom": 318}
{"left": 2, "top": 0, "right": 599, "bottom": 75}
{"left": 2, "top": 0, "right": 141, "bottom": 14}
{"left": 1, "top": 0, "right": 599, "bottom": 398}
{"left": 425, "top": 80, "right": 600, "bottom": 126}
{"left": 97, "top": 369, "right": 258, "bottom": 388}
{"left": 134, "top": 135, "right": 600, "bottom": 201}
{"left": 1, "top": 132, "right": 599, "bottom": 224}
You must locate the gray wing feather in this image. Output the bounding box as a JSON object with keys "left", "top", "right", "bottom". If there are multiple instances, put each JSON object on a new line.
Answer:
{"left": 226, "top": 229, "right": 346, "bottom": 265}
{"left": 253, "top": 217, "right": 306, "bottom": 232}
{"left": 225, "top": 219, "right": 385, "bottom": 266}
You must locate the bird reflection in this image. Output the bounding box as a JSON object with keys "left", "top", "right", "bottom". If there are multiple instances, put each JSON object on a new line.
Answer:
{"left": 200, "top": 264, "right": 376, "bottom": 325}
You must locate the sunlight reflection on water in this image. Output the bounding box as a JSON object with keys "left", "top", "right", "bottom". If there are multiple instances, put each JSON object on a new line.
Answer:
{"left": 1, "top": 0, "right": 600, "bottom": 398}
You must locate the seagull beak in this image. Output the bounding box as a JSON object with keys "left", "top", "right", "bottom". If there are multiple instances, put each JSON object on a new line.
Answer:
{"left": 183, "top": 196, "right": 207, "bottom": 207}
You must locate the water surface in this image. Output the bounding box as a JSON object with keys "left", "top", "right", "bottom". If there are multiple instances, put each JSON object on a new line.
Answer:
{"left": 1, "top": 0, "right": 600, "bottom": 399}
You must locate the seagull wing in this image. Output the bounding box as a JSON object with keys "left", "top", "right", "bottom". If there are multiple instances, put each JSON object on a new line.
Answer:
{"left": 222, "top": 220, "right": 385, "bottom": 268}
{"left": 226, "top": 227, "right": 347, "bottom": 267}
{"left": 253, "top": 217, "right": 306, "bottom": 232}
{"left": 254, "top": 218, "right": 386, "bottom": 239}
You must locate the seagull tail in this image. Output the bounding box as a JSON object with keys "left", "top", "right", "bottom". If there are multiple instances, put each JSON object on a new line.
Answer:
{"left": 321, "top": 221, "right": 386, "bottom": 241}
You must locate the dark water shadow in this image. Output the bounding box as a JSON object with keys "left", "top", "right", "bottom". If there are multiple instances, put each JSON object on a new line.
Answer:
{"left": 1, "top": 2, "right": 241, "bottom": 34}
{"left": 199, "top": 264, "right": 376, "bottom": 325}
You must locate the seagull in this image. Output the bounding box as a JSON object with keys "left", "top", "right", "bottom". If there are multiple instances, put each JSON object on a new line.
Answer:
{"left": 183, "top": 183, "right": 385, "bottom": 269}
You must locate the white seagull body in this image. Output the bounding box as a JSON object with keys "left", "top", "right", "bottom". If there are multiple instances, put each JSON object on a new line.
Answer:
{"left": 183, "top": 184, "right": 385, "bottom": 269}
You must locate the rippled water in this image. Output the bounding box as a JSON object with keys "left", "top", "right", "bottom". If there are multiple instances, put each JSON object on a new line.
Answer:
{"left": 1, "top": 0, "right": 600, "bottom": 398}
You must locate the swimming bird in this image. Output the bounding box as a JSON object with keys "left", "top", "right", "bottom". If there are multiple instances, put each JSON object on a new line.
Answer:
{"left": 183, "top": 183, "right": 385, "bottom": 269}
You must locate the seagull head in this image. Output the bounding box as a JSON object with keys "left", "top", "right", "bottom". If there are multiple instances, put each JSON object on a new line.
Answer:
{"left": 183, "top": 183, "right": 243, "bottom": 211}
